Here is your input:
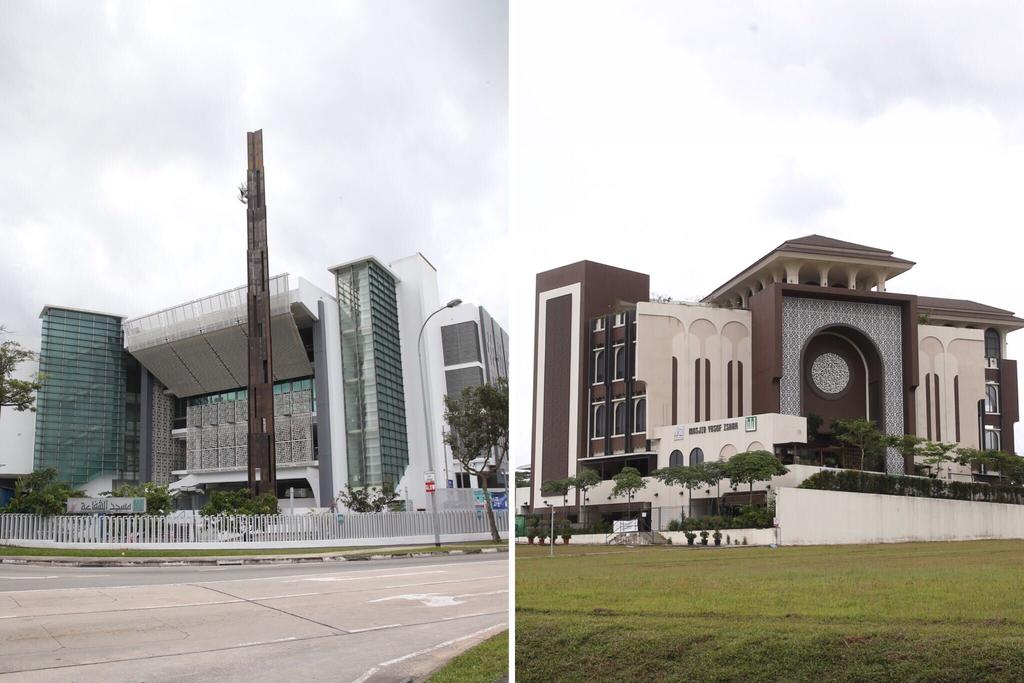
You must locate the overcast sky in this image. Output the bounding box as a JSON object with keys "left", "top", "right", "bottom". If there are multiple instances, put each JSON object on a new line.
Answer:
{"left": 509, "top": 1, "right": 1024, "bottom": 464}
{"left": 0, "top": 0, "right": 508, "bottom": 354}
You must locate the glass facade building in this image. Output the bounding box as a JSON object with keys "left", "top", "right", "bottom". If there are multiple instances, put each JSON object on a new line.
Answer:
{"left": 334, "top": 259, "right": 410, "bottom": 487}
{"left": 33, "top": 307, "right": 138, "bottom": 487}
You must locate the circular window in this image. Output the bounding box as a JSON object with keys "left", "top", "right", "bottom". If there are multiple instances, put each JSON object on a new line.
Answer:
{"left": 810, "top": 352, "right": 851, "bottom": 395}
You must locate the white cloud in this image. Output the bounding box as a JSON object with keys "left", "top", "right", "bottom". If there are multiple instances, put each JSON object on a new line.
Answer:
{"left": 510, "top": 1, "right": 1024, "bottom": 464}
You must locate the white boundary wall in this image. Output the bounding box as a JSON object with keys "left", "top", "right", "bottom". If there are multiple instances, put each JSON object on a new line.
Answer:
{"left": 777, "top": 487, "right": 1024, "bottom": 546}
{"left": 0, "top": 510, "right": 507, "bottom": 550}
{"left": 521, "top": 528, "right": 777, "bottom": 546}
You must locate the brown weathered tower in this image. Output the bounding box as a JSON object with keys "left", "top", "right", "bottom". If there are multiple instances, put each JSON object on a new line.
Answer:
{"left": 245, "top": 130, "right": 277, "bottom": 497}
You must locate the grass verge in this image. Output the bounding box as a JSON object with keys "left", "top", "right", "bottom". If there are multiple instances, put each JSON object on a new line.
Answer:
{"left": 516, "top": 540, "right": 1024, "bottom": 682}
{"left": 0, "top": 541, "right": 506, "bottom": 558}
{"left": 428, "top": 629, "right": 508, "bottom": 683}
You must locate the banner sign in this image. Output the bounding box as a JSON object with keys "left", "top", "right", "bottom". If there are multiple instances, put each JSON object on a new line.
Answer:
{"left": 613, "top": 519, "right": 639, "bottom": 533}
{"left": 66, "top": 498, "right": 146, "bottom": 514}
{"left": 471, "top": 490, "right": 508, "bottom": 510}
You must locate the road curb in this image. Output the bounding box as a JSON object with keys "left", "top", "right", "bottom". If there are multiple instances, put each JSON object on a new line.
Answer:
{"left": 0, "top": 545, "right": 509, "bottom": 568}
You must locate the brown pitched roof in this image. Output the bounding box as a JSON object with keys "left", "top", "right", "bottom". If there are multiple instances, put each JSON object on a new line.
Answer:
{"left": 703, "top": 234, "right": 914, "bottom": 302}
{"left": 777, "top": 234, "right": 914, "bottom": 264}
{"left": 917, "top": 296, "right": 1024, "bottom": 326}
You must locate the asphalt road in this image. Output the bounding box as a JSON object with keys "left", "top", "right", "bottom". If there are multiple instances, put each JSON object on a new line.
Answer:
{"left": 0, "top": 554, "right": 508, "bottom": 682}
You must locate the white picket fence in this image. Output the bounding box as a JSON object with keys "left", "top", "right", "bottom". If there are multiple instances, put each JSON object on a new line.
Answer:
{"left": 0, "top": 510, "right": 508, "bottom": 550}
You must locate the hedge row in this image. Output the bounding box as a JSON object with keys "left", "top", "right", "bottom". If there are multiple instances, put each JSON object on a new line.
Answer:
{"left": 666, "top": 507, "right": 773, "bottom": 531}
{"left": 797, "top": 469, "right": 1024, "bottom": 505}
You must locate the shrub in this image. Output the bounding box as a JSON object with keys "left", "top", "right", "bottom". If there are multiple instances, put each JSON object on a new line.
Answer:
{"left": 201, "top": 489, "right": 279, "bottom": 516}
{"left": 713, "top": 530, "right": 722, "bottom": 546}
{"left": 798, "top": 470, "right": 1024, "bottom": 505}
{"left": 699, "top": 530, "right": 709, "bottom": 546}
{"left": 684, "top": 531, "right": 696, "bottom": 545}
{"left": 2, "top": 468, "right": 82, "bottom": 516}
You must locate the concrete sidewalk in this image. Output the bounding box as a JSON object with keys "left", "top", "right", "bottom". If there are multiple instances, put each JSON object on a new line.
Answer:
{"left": 0, "top": 544, "right": 507, "bottom": 567}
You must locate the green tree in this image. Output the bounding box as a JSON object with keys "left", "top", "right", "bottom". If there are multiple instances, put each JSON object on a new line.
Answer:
{"left": 514, "top": 469, "right": 531, "bottom": 489}
{"left": 3, "top": 468, "right": 82, "bottom": 516}
{"left": 888, "top": 434, "right": 926, "bottom": 475}
{"left": 833, "top": 418, "right": 886, "bottom": 471}
{"left": 540, "top": 477, "right": 572, "bottom": 507}
{"left": 105, "top": 482, "right": 174, "bottom": 516}
{"left": 201, "top": 489, "right": 279, "bottom": 516}
{"left": 443, "top": 377, "right": 509, "bottom": 543}
{"left": 957, "top": 448, "right": 1024, "bottom": 486}
{"left": 805, "top": 413, "right": 824, "bottom": 441}
{"left": 0, "top": 327, "right": 43, "bottom": 420}
{"left": 569, "top": 467, "right": 601, "bottom": 525}
{"left": 610, "top": 466, "right": 647, "bottom": 520}
{"left": 918, "top": 441, "right": 959, "bottom": 479}
{"left": 337, "top": 481, "right": 401, "bottom": 513}
{"left": 653, "top": 464, "right": 704, "bottom": 520}
{"left": 725, "top": 451, "right": 788, "bottom": 505}
{"left": 701, "top": 460, "right": 727, "bottom": 515}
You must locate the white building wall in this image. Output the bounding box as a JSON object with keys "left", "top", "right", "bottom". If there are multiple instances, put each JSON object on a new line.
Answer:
{"left": 303, "top": 277, "right": 346, "bottom": 507}
{"left": 389, "top": 254, "right": 451, "bottom": 511}
{"left": 636, "top": 302, "right": 753, "bottom": 432}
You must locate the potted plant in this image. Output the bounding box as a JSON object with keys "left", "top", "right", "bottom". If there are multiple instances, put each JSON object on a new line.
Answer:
{"left": 713, "top": 530, "right": 722, "bottom": 546}
{"left": 684, "top": 531, "right": 696, "bottom": 546}
{"left": 526, "top": 526, "right": 538, "bottom": 544}
{"left": 559, "top": 520, "right": 573, "bottom": 544}
{"left": 699, "top": 530, "right": 709, "bottom": 546}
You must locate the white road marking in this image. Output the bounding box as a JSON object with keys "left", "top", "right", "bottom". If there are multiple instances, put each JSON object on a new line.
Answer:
{"left": 369, "top": 593, "right": 463, "bottom": 608}
{"left": 453, "top": 589, "right": 508, "bottom": 598}
{"left": 383, "top": 574, "right": 505, "bottom": 589}
{"left": 0, "top": 576, "right": 59, "bottom": 580}
{"left": 350, "top": 622, "right": 506, "bottom": 683}
{"left": 249, "top": 592, "right": 319, "bottom": 600}
{"left": 233, "top": 636, "right": 298, "bottom": 648}
{"left": 292, "top": 570, "right": 446, "bottom": 583}
{"left": 348, "top": 623, "right": 402, "bottom": 633}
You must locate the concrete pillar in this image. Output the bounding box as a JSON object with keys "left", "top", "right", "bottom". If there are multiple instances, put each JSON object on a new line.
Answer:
{"left": 876, "top": 271, "right": 887, "bottom": 292}
{"left": 784, "top": 263, "right": 800, "bottom": 284}
{"left": 740, "top": 290, "right": 749, "bottom": 308}
{"left": 771, "top": 270, "right": 782, "bottom": 284}
{"left": 818, "top": 265, "right": 830, "bottom": 288}
{"left": 847, "top": 268, "right": 859, "bottom": 290}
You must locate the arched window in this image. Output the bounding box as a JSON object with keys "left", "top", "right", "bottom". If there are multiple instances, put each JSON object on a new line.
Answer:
{"left": 669, "top": 449, "right": 683, "bottom": 466}
{"left": 688, "top": 447, "right": 704, "bottom": 466}
{"left": 614, "top": 402, "right": 627, "bottom": 435}
{"left": 985, "top": 329, "right": 1001, "bottom": 359}
{"left": 634, "top": 398, "right": 646, "bottom": 433}
{"left": 984, "top": 428, "right": 1001, "bottom": 452}
{"left": 593, "top": 349, "right": 605, "bottom": 383}
{"left": 985, "top": 385, "right": 999, "bottom": 414}
{"left": 593, "top": 405, "right": 605, "bottom": 438}
{"left": 614, "top": 346, "right": 626, "bottom": 380}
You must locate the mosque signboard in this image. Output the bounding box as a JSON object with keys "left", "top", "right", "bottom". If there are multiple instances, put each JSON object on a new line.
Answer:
{"left": 66, "top": 498, "right": 147, "bottom": 514}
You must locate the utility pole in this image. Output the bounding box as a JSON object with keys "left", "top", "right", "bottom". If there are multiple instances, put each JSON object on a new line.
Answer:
{"left": 246, "top": 129, "right": 277, "bottom": 497}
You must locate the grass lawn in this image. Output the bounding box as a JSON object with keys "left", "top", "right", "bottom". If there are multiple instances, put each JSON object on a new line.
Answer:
{"left": 428, "top": 630, "right": 508, "bottom": 682}
{"left": 0, "top": 541, "right": 505, "bottom": 558}
{"left": 516, "top": 540, "right": 1024, "bottom": 682}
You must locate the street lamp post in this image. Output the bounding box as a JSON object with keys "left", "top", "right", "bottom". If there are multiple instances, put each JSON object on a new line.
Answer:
{"left": 546, "top": 501, "right": 555, "bottom": 558}
{"left": 418, "top": 298, "right": 462, "bottom": 548}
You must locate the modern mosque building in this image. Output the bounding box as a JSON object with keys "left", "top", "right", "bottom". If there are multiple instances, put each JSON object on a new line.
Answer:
{"left": 27, "top": 253, "right": 508, "bottom": 512}
{"left": 527, "top": 235, "right": 1021, "bottom": 520}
